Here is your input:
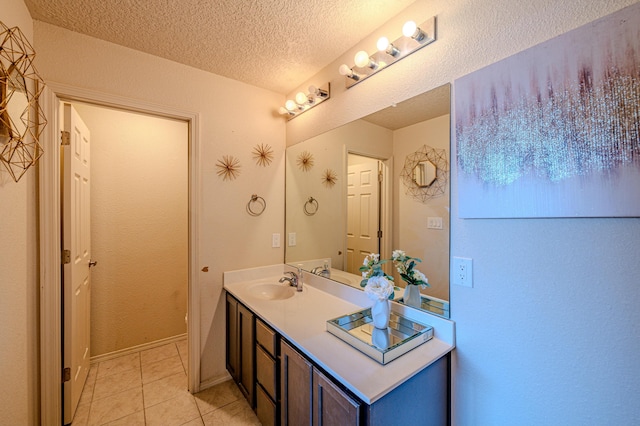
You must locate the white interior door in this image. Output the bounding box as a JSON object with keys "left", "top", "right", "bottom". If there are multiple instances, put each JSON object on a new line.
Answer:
{"left": 62, "top": 103, "right": 92, "bottom": 425}
{"left": 346, "top": 156, "right": 381, "bottom": 274}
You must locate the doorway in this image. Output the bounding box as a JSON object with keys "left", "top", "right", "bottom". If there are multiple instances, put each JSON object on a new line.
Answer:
{"left": 39, "top": 83, "right": 201, "bottom": 426}
{"left": 61, "top": 101, "right": 189, "bottom": 422}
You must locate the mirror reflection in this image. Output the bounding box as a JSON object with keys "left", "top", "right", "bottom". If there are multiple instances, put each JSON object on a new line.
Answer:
{"left": 285, "top": 84, "right": 451, "bottom": 317}
{"left": 1, "top": 68, "right": 29, "bottom": 145}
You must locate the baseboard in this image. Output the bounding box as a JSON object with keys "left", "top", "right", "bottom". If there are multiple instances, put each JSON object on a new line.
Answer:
{"left": 199, "top": 372, "right": 233, "bottom": 391}
{"left": 90, "top": 333, "right": 187, "bottom": 364}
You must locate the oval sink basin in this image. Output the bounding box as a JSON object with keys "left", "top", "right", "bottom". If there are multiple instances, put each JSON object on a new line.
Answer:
{"left": 249, "top": 283, "right": 295, "bottom": 300}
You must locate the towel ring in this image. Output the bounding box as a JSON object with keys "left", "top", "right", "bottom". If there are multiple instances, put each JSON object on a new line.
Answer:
{"left": 247, "top": 194, "right": 266, "bottom": 216}
{"left": 304, "top": 197, "right": 319, "bottom": 216}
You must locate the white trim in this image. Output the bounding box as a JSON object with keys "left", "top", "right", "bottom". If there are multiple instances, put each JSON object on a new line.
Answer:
{"left": 39, "top": 86, "right": 62, "bottom": 426}
{"left": 89, "top": 333, "right": 187, "bottom": 365}
{"left": 39, "top": 82, "right": 202, "bottom": 425}
{"left": 199, "top": 373, "right": 234, "bottom": 391}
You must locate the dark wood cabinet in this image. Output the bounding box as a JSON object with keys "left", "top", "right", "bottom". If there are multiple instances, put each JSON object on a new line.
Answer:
{"left": 281, "top": 339, "right": 361, "bottom": 426}
{"left": 225, "top": 293, "right": 255, "bottom": 406}
{"left": 280, "top": 340, "right": 313, "bottom": 425}
{"left": 313, "top": 368, "right": 360, "bottom": 426}
{"left": 256, "top": 318, "right": 279, "bottom": 426}
{"left": 225, "top": 290, "right": 449, "bottom": 426}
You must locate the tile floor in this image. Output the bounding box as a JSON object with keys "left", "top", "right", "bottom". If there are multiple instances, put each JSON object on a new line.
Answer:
{"left": 71, "top": 339, "right": 261, "bottom": 425}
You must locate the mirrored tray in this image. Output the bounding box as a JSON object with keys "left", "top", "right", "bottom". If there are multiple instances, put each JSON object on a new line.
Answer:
{"left": 399, "top": 295, "right": 450, "bottom": 318}
{"left": 326, "top": 308, "right": 434, "bottom": 364}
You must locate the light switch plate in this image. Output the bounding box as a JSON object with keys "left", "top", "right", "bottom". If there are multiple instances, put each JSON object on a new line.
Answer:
{"left": 427, "top": 216, "right": 443, "bottom": 229}
{"left": 288, "top": 232, "right": 296, "bottom": 246}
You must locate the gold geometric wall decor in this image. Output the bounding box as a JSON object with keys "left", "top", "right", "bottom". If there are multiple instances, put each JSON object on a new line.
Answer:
{"left": 252, "top": 143, "right": 273, "bottom": 167}
{"left": 215, "top": 155, "right": 241, "bottom": 181}
{"left": 0, "top": 21, "right": 47, "bottom": 182}
{"left": 400, "top": 144, "right": 448, "bottom": 202}
{"left": 296, "top": 150, "right": 314, "bottom": 172}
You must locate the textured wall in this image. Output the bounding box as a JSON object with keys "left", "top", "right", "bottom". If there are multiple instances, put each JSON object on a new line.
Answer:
{"left": 0, "top": 1, "right": 39, "bottom": 423}
{"left": 72, "top": 103, "right": 188, "bottom": 357}
{"left": 33, "top": 21, "right": 286, "bottom": 384}
{"left": 290, "top": 0, "right": 640, "bottom": 424}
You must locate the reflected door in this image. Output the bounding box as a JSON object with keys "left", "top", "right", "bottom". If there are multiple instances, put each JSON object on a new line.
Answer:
{"left": 346, "top": 156, "right": 381, "bottom": 274}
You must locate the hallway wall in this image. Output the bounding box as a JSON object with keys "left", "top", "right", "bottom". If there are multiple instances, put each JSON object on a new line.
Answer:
{"left": 72, "top": 103, "right": 188, "bottom": 357}
{"left": 0, "top": 1, "right": 40, "bottom": 423}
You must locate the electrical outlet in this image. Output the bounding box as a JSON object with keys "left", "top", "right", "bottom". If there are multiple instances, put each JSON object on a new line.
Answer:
{"left": 272, "top": 233, "right": 281, "bottom": 248}
{"left": 452, "top": 257, "right": 473, "bottom": 287}
{"left": 288, "top": 232, "right": 296, "bottom": 246}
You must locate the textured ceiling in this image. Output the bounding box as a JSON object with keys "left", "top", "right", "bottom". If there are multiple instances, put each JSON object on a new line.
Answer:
{"left": 24, "top": 0, "right": 417, "bottom": 94}
{"left": 362, "top": 83, "right": 450, "bottom": 130}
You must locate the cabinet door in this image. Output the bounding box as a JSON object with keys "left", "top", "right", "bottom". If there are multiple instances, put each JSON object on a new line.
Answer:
{"left": 225, "top": 293, "right": 238, "bottom": 381}
{"left": 238, "top": 303, "right": 255, "bottom": 406}
{"left": 312, "top": 369, "right": 360, "bottom": 426}
{"left": 281, "top": 340, "right": 313, "bottom": 426}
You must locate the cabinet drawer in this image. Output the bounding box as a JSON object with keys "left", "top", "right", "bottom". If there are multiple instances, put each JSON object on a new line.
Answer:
{"left": 256, "top": 384, "right": 277, "bottom": 426}
{"left": 256, "top": 344, "right": 277, "bottom": 398}
{"left": 256, "top": 318, "right": 277, "bottom": 357}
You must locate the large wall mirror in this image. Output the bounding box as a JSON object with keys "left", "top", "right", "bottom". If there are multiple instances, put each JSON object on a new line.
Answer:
{"left": 285, "top": 84, "right": 451, "bottom": 317}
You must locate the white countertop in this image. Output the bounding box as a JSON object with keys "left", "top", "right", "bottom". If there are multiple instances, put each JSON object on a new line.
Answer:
{"left": 223, "top": 264, "right": 455, "bottom": 404}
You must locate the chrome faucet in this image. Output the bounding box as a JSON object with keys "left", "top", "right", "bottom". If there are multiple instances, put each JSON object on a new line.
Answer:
{"left": 279, "top": 269, "right": 303, "bottom": 292}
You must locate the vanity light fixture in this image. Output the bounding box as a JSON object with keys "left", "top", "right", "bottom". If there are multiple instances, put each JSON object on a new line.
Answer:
{"left": 279, "top": 82, "right": 331, "bottom": 120}
{"left": 338, "top": 16, "right": 437, "bottom": 88}
{"left": 338, "top": 64, "right": 360, "bottom": 81}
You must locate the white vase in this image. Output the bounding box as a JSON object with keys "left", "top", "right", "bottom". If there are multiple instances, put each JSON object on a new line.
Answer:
{"left": 371, "top": 299, "right": 390, "bottom": 329}
{"left": 403, "top": 285, "right": 422, "bottom": 308}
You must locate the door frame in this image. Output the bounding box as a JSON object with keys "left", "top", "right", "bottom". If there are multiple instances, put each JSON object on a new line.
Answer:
{"left": 39, "top": 82, "right": 201, "bottom": 425}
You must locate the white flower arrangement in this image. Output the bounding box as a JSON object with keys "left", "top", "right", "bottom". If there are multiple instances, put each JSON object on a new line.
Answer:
{"left": 363, "top": 275, "right": 394, "bottom": 301}
{"left": 391, "top": 250, "right": 430, "bottom": 289}
{"left": 359, "top": 253, "right": 395, "bottom": 300}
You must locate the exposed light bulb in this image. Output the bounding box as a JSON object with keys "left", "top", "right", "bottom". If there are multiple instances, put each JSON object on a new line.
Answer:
{"left": 377, "top": 37, "right": 390, "bottom": 52}
{"left": 295, "top": 92, "right": 308, "bottom": 105}
{"left": 278, "top": 106, "right": 291, "bottom": 115}
{"left": 308, "top": 85, "right": 328, "bottom": 99}
{"left": 285, "top": 99, "right": 297, "bottom": 111}
{"left": 402, "top": 21, "right": 417, "bottom": 37}
{"left": 339, "top": 64, "right": 360, "bottom": 81}
{"left": 354, "top": 50, "right": 372, "bottom": 68}
{"left": 339, "top": 64, "right": 353, "bottom": 76}
{"left": 377, "top": 36, "right": 399, "bottom": 57}
{"left": 402, "top": 20, "right": 424, "bottom": 40}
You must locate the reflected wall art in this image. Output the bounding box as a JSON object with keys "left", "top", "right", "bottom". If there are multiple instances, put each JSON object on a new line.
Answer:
{"left": 455, "top": 3, "right": 639, "bottom": 218}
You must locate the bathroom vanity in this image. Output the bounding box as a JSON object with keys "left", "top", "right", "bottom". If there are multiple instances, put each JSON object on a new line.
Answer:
{"left": 224, "top": 264, "right": 455, "bottom": 425}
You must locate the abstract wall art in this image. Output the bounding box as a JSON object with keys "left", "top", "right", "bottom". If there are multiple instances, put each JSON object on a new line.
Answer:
{"left": 455, "top": 3, "right": 639, "bottom": 218}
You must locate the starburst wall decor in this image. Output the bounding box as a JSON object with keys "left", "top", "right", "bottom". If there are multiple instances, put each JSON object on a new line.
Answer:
{"left": 216, "top": 155, "right": 241, "bottom": 181}
{"left": 322, "top": 169, "right": 337, "bottom": 188}
{"left": 297, "top": 150, "right": 314, "bottom": 172}
{"left": 252, "top": 143, "right": 273, "bottom": 167}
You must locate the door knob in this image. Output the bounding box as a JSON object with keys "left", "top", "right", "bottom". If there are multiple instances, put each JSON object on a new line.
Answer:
{"left": 89, "top": 260, "right": 98, "bottom": 268}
